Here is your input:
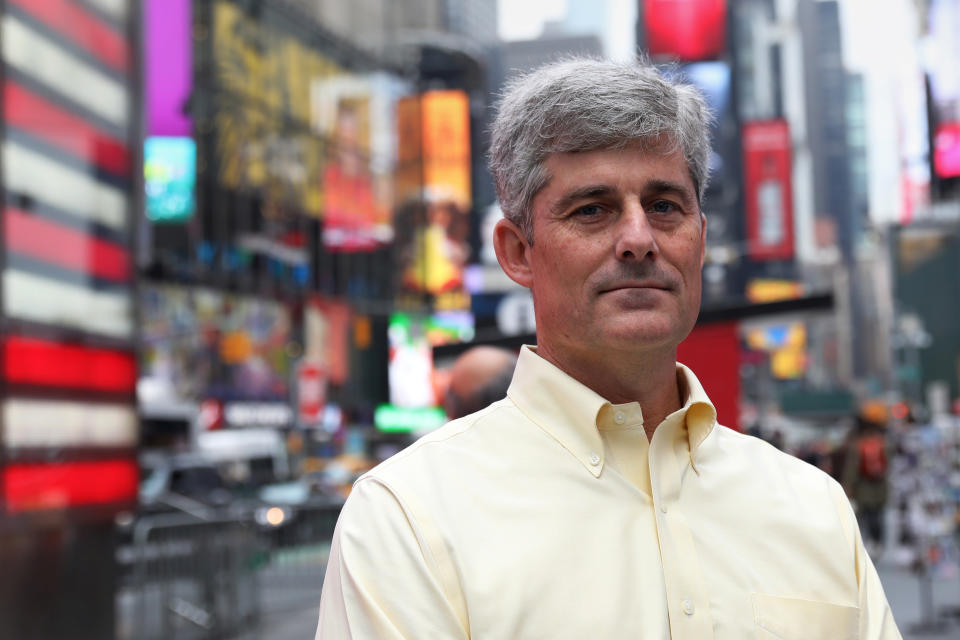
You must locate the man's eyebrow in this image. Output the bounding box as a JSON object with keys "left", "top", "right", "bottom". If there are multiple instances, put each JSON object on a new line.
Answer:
{"left": 549, "top": 185, "right": 617, "bottom": 216}
{"left": 645, "top": 179, "right": 697, "bottom": 206}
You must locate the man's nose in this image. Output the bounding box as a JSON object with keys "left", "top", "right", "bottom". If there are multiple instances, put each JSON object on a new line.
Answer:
{"left": 614, "top": 202, "right": 659, "bottom": 261}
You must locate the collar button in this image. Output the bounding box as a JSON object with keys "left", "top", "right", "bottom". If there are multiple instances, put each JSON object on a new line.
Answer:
{"left": 589, "top": 453, "right": 601, "bottom": 466}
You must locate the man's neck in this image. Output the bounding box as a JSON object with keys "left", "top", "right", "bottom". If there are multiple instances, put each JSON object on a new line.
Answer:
{"left": 534, "top": 343, "right": 683, "bottom": 440}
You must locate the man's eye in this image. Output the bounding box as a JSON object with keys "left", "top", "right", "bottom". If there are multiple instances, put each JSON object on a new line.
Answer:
{"left": 649, "top": 200, "right": 679, "bottom": 214}
{"left": 573, "top": 204, "right": 604, "bottom": 217}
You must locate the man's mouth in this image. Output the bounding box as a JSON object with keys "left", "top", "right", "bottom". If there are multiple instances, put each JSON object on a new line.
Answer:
{"left": 600, "top": 281, "right": 671, "bottom": 293}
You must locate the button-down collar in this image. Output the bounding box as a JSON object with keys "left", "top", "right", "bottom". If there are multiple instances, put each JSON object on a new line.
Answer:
{"left": 507, "top": 346, "right": 610, "bottom": 477}
{"left": 507, "top": 346, "right": 717, "bottom": 477}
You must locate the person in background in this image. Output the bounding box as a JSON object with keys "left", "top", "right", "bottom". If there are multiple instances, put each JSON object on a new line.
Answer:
{"left": 316, "top": 57, "right": 900, "bottom": 639}
{"left": 844, "top": 402, "right": 892, "bottom": 557}
{"left": 443, "top": 346, "right": 517, "bottom": 420}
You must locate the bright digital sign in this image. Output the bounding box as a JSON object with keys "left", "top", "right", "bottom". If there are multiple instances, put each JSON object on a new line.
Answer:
{"left": 144, "top": 136, "right": 196, "bottom": 223}
{"left": 742, "top": 120, "right": 795, "bottom": 261}
{"left": 644, "top": 0, "right": 727, "bottom": 62}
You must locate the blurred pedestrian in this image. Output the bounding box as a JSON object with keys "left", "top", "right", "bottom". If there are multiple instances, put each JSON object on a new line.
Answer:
{"left": 317, "top": 58, "right": 900, "bottom": 638}
{"left": 443, "top": 346, "right": 517, "bottom": 420}
{"left": 843, "top": 402, "right": 892, "bottom": 556}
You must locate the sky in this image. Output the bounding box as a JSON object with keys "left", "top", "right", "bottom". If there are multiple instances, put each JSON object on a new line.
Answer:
{"left": 497, "top": 0, "right": 637, "bottom": 61}
{"left": 497, "top": 0, "right": 567, "bottom": 42}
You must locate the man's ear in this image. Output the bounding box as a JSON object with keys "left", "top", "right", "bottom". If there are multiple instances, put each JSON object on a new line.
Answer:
{"left": 493, "top": 218, "right": 534, "bottom": 289}
{"left": 699, "top": 212, "right": 707, "bottom": 268}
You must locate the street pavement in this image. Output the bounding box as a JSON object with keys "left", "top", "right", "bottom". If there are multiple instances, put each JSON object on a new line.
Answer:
{"left": 878, "top": 560, "right": 960, "bottom": 639}
{"left": 245, "top": 605, "right": 319, "bottom": 639}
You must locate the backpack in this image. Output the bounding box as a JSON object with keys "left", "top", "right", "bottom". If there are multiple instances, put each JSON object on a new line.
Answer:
{"left": 858, "top": 434, "right": 887, "bottom": 480}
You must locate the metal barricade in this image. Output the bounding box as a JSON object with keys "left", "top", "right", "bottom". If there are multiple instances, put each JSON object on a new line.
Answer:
{"left": 253, "top": 503, "right": 341, "bottom": 622}
{"left": 117, "top": 513, "right": 261, "bottom": 640}
{"left": 117, "top": 501, "right": 343, "bottom": 639}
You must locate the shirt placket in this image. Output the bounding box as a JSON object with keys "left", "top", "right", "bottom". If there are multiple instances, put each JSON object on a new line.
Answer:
{"left": 650, "top": 423, "right": 715, "bottom": 639}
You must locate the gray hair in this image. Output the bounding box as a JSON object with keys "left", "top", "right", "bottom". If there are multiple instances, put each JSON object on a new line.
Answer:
{"left": 489, "top": 57, "right": 713, "bottom": 240}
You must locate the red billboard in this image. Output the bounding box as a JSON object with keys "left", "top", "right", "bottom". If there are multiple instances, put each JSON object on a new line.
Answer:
{"left": 678, "top": 321, "right": 740, "bottom": 431}
{"left": 743, "top": 120, "right": 795, "bottom": 261}
{"left": 644, "top": 0, "right": 727, "bottom": 61}
{"left": 933, "top": 122, "right": 960, "bottom": 179}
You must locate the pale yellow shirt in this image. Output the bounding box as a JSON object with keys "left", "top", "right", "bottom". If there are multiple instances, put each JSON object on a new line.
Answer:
{"left": 317, "top": 346, "right": 901, "bottom": 639}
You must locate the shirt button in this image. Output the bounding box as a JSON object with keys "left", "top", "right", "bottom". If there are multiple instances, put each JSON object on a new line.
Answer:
{"left": 660, "top": 503, "right": 668, "bottom": 514}
{"left": 589, "top": 453, "right": 601, "bottom": 466}
{"left": 682, "top": 598, "right": 694, "bottom": 616}
{"left": 614, "top": 411, "right": 626, "bottom": 424}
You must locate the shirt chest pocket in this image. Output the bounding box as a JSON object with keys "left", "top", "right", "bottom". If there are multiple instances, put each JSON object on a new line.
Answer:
{"left": 751, "top": 592, "right": 859, "bottom": 640}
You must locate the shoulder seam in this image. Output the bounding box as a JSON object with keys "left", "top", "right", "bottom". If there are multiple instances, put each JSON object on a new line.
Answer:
{"left": 353, "top": 475, "right": 470, "bottom": 631}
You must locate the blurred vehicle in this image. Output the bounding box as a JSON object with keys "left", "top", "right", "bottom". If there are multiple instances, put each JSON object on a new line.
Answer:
{"left": 196, "top": 428, "right": 290, "bottom": 487}
{"left": 138, "top": 451, "right": 234, "bottom": 518}
{"left": 137, "top": 440, "right": 343, "bottom": 531}
{"left": 138, "top": 449, "right": 301, "bottom": 526}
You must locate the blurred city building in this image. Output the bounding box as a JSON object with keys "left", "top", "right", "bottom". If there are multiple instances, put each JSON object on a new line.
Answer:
{"left": 0, "top": 2, "right": 138, "bottom": 637}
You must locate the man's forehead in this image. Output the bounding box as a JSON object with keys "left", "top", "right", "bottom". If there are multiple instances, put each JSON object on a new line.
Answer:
{"left": 541, "top": 145, "right": 695, "bottom": 193}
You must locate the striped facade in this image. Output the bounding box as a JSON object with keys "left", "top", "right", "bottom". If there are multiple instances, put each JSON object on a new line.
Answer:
{"left": 0, "top": 0, "right": 137, "bottom": 516}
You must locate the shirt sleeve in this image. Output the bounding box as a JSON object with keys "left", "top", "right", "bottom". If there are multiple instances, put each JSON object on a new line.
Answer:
{"left": 830, "top": 480, "right": 903, "bottom": 640}
{"left": 315, "top": 477, "right": 469, "bottom": 639}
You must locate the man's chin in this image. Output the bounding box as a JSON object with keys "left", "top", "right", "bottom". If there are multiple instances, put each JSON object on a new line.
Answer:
{"left": 600, "top": 317, "right": 680, "bottom": 351}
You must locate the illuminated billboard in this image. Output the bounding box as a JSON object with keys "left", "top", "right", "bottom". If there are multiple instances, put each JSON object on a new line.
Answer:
{"left": 381, "top": 311, "right": 474, "bottom": 431}
{"left": 743, "top": 120, "right": 795, "bottom": 261}
{"left": 395, "top": 90, "right": 472, "bottom": 207}
{"left": 387, "top": 312, "right": 438, "bottom": 409}
{"left": 925, "top": 0, "right": 960, "bottom": 180}
{"left": 212, "top": 0, "right": 339, "bottom": 217}
{"left": 674, "top": 61, "right": 731, "bottom": 189}
{"left": 934, "top": 123, "right": 960, "bottom": 178}
{"left": 643, "top": 0, "right": 727, "bottom": 62}
{"left": 745, "top": 322, "right": 808, "bottom": 380}
{"left": 145, "top": 136, "right": 196, "bottom": 223}
{"left": 312, "top": 73, "right": 408, "bottom": 250}
{"left": 146, "top": 0, "right": 192, "bottom": 137}
{"left": 395, "top": 90, "right": 472, "bottom": 307}
{"left": 141, "top": 284, "right": 294, "bottom": 403}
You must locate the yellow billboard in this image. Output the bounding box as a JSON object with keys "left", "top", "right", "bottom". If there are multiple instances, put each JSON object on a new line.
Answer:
{"left": 395, "top": 90, "right": 472, "bottom": 208}
{"left": 394, "top": 90, "right": 472, "bottom": 304}
{"left": 212, "top": 0, "right": 342, "bottom": 217}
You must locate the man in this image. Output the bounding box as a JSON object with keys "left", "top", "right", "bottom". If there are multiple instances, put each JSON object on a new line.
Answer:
{"left": 843, "top": 404, "right": 892, "bottom": 556}
{"left": 317, "top": 58, "right": 900, "bottom": 638}
{"left": 443, "top": 346, "right": 517, "bottom": 420}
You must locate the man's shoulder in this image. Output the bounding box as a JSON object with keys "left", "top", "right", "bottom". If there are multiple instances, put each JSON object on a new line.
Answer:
{"left": 359, "top": 398, "right": 521, "bottom": 486}
{"left": 713, "top": 425, "right": 842, "bottom": 488}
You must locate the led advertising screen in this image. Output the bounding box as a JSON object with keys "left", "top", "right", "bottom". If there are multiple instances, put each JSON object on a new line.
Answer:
{"left": 141, "top": 284, "right": 294, "bottom": 403}
{"left": 742, "top": 120, "right": 795, "bottom": 261}
{"left": 925, "top": 0, "right": 960, "bottom": 179}
{"left": 675, "top": 61, "right": 731, "bottom": 189}
{"left": 145, "top": 136, "right": 196, "bottom": 223}
{"left": 312, "top": 73, "right": 408, "bottom": 251}
{"left": 643, "top": 0, "right": 727, "bottom": 62}
{"left": 387, "top": 312, "right": 438, "bottom": 410}
{"left": 212, "top": 0, "right": 337, "bottom": 217}
{"left": 304, "top": 297, "right": 352, "bottom": 386}
{"left": 394, "top": 90, "right": 472, "bottom": 308}
{"left": 145, "top": 0, "right": 192, "bottom": 137}
{"left": 380, "top": 311, "right": 474, "bottom": 432}
{"left": 933, "top": 122, "right": 960, "bottom": 179}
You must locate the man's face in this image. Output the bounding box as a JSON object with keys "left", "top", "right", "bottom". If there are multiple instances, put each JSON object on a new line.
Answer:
{"left": 520, "top": 142, "right": 706, "bottom": 363}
